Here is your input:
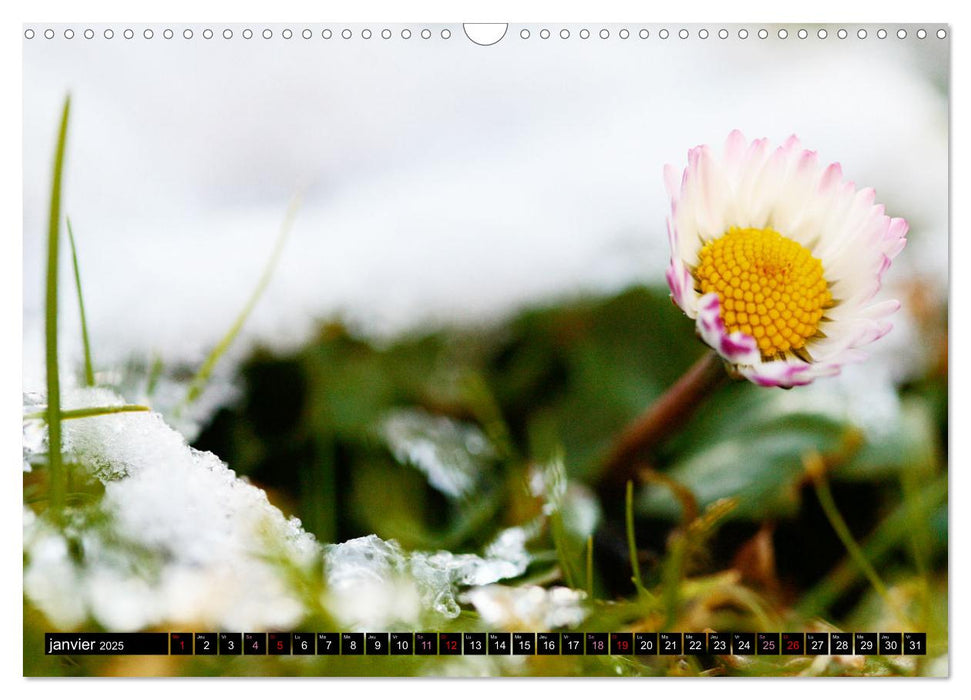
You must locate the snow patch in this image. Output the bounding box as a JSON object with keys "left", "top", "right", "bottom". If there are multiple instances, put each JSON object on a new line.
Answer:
{"left": 462, "top": 584, "right": 588, "bottom": 631}
{"left": 24, "top": 388, "right": 534, "bottom": 632}
{"left": 24, "top": 387, "right": 318, "bottom": 631}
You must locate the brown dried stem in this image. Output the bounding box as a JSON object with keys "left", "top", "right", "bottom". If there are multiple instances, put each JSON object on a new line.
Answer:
{"left": 599, "top": 350, "right": 728, "bottom": 492}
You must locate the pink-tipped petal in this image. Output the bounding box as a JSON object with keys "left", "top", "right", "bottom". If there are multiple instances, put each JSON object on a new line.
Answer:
{"left": 819, "top": 163, "right": 843, "bottom": 193}
{"left": 664, "top": 164, "right": 681, "bottom": 200}
{"left": 724, "top": 129, "right": 747, "bottom": 165}
{"left": 695, "top": 293, "right": 761, "bottom": 365}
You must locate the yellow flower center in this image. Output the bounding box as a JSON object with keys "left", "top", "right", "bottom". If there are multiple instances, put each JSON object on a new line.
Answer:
{"left": 694, "top": 227, "right": 832, "bottom": 359}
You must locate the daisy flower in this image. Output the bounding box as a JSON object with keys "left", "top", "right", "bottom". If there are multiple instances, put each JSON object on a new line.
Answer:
{"left": 664, "top": 130, "right": 908, "bottom": 388}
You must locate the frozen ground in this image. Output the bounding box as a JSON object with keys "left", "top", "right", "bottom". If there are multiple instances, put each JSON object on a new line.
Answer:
{"left": 23, "top": 387, "right": 536, "bottom": 630}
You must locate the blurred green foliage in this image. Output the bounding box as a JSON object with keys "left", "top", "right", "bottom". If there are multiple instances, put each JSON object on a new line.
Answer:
{"left": 199, "top": 283, "right": 945, "bottom": 536}
{"left": 201, "top": 286, "right": 706, "bottom": 545}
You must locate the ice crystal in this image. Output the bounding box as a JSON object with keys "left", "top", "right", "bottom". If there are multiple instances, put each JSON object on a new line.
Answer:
{"left": 324, "top": 529, "right": 532, "bottom": 627}
{"left": 381, "top": 409, "right": 495, "bottom": 499}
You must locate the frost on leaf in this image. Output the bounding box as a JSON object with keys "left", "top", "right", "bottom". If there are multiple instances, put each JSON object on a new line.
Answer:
{"left": 381, "top": 408, "right": 496, "bottom": 499}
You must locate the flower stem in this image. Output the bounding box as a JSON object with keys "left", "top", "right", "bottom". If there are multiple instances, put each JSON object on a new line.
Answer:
{"left": 599, "top": 350, "right": 727, "bottom": 491}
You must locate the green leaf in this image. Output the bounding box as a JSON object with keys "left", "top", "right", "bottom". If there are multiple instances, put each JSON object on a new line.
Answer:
{"left": 639, "top": 411, "right": 847, "bottom": 520}
{"left": 639, "top": 380, "right": 941, "bottom": 521}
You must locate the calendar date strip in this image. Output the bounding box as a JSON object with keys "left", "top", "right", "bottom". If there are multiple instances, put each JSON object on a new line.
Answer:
{"left": 46, "top": 631, "right": 928, "bottom": 656}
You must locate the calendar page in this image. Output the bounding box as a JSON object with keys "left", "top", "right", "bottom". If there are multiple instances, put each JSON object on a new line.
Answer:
{"left": 21, "top": 21, "right": 949, "bottom": 678}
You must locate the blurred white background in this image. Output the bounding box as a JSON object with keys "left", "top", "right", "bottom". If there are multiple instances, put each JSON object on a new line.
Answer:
{"left": 21, "top": 23, "right": 949, "bottom": 389}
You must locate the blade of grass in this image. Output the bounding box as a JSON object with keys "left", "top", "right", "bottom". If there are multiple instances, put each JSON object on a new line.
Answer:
{"left": 898, "top": 400, "right": 939, "bottom": 640}
{"left": 549, "top": 508, "right": 578, "bottom": 589}
{"left": 145, "top": 353, "right": 164, "bottom": 398}
{"left": 804, "top": 450, "right": 913, "bottom": 625}
{"left": 179, "top": 193, "right": 301, "bottom": 412}
{"left": 638, "top": 467, "right": 699, "bottom": 525}
{"left": 45, "top": 96, "right": 71, "bottom": 525}
{"left": 66, "top": 218, "right": 94, "bottom": 386}
{"left": 585, "top": 535, "right": 594, "bottom": 598}
{"left": 658, "top": 498, "right": 735, "bottom": 628}
{"left": 25, "top": 404, "right": 150, "bottom": 421}
{"left": 625, "top": 480, "right": 644, "bottom": 593}
{"left": 796, "top": 475, "right": 946, "bottom": 616}
{"left": 901, "top": 468, "right": 932, "bottom": 637}
{"left": 542, "top": 453, "right": 579, "bottom": 588}
{"left": 660, "top": 530, "right": 686, "bottom": 629}
{"left": 459, "top": 371, "right": 517, "bottom": 461}
{"left": 806, "top": 452, "right": 888, "bottom": 599}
